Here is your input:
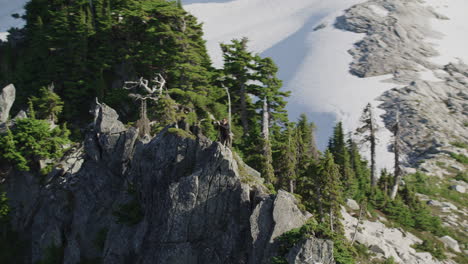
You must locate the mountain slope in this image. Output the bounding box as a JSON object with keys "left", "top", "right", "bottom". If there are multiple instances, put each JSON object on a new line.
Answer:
{"left": 184, "top": 0, "right": 468, "bottom": 170}
{"left": 3, "top": 96, "right": 332, "bottom": 263}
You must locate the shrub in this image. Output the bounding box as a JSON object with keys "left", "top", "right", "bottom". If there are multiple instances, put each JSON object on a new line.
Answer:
{"left": 449, "top": 152, "right": 468, "bottom": 164}
{"left": 412, "top": 239, "right": 446, "bottom": 260}
{"left": 0, "top": 118, "right": 70, "bottom": 171}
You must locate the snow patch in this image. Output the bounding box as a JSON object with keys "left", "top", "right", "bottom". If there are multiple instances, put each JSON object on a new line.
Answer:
{"left": 368, "top": 4, "right": 389, "bottom": 17}
{"left": 424, "top": 0, "right": 468, "bottom": 65}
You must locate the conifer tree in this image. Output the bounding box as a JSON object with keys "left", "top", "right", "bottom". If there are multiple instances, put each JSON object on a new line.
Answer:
{"left": 274, "top": 124, "right": 298, "bottom": 193}
{"left": 254, "top": 56, "right": 289, "bottom": 184}
{"left": 30, "top": 85, "right": 64, "bottom": 123}
{"left": 357, "top": 103, "right": 378, "bottom": 187}
{"left": 315, "top": 150, "right": 344, "bottom": 233}
{"left": 347, "top": 137, "right": 370, "bottom": 199}
{"left": 328, "top": 122, "right": 357, "bottom": 197}
{"left": 220, "top": 38, "right": 257, "bottom": 136}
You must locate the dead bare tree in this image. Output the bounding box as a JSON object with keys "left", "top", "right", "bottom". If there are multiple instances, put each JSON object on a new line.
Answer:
{"left": 123, "top": 74, "right": 166, "bottom": 138}
{"left": 390, "top": 108, "right": 402, "bottom": 200}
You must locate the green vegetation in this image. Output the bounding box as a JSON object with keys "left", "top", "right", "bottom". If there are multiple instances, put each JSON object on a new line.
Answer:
{"left": 0, "top": 89, "right": 70, "bottom": 173}
{"left": 449, "top": 152, "right": 468, "bottom": 164}
{"left": 0, "top": 0, "right": 462, "bottom": 263}
{"left": 450, "top": 141, "right": 468, "bottom": 149}
{"left": 167, "top": 127, "right": 196, "bottom": 140}
{"left": 412, "top": 239, "right": 446, "bottom": 260}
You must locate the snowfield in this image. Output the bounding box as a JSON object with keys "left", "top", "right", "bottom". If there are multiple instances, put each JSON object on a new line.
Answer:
{"left": 424, "top": 0, "right": 468, "bottom": 66}
{"left": 185, "top": 0, "right": 397, "bottom": 169}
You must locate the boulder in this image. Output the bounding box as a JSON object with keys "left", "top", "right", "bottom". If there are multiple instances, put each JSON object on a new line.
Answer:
{"left": 346, "top": 199, "right": 360, "bottom": 211}
{"left": 286, "top": 237, "right": 334, "bottom": 264}
{"left": 450, "top": 185, "right": 466, "bottom": 193}
{"left": 0, "top": 84, "right": 15, "bottom": 122}
{"left": 439, "top": 236, "right": 461, "bottom": 253}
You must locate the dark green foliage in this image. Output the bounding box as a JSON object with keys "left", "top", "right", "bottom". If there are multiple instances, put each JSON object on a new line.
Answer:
{"left": 30, "top": 86, "right": 64, "bottom": 122}
{"left": 2, "top": 0, "right": 221, "bottom": 129}
{"left": 0, "top": 118, "right": 70, "bottom": 171}
{"left": 328, "top": 122, "right": 358, "bottom": 198}
{"left": 112, "top": 199, "right": 143, "bottom": 226}
{"left": 413, "top": 239, "right": 447, "bottom": 260}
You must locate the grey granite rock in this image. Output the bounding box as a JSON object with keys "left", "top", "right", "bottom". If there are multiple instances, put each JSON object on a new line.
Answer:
{"left": 286, "top": 238, "right": 334, "bottom": 264}
{"left": 6, "top": 104, "right": 333, "bottom": 264}
{"left": 0, "top": 84, "right": 15, "bottom": 122}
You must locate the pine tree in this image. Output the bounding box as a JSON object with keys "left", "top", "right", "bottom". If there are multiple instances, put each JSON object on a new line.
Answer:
{"left": 347, "top": 137, "right": 371, "bottom": 199}
{"left": 30, "top": 85, "right": 64, "bottom": 123}
{"left": 315, "top": 150, "right": 344, "bottom": 233}
{"left": 274, "top": 123, "right": 298, "bottom": 193}
{"left": 253, "top": 56, "right": 289, "bottom": 185}
{"left": 220, "top": 38, "right": 257, "bottom": 137}
{"left": 357, "top": 103, "right": 378, "bottom": 187}
{"left": 329, "top": 122, "right": 357, "bottom": 197}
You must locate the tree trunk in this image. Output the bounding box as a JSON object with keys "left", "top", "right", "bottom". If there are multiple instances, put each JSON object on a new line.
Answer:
{"left": 262, "top": 97, "right": 269, "bottom": 140}
{"left": 224, "top": 86, "right": 232, "bottom": 138}
{"left": 289, "top": 179, "right": 294, "bottom": 194}
{"left": 351, "top": 203, "right": 365, "bottom": 245}
{"left": 390, "top": 111, "right": 401, "bottom": 200}
{"left": 330, "top": 207, "right": 334, "bottom": 233}
{"left": 370, "top": 111, "right": 377, "bottom": 187}
{"left": 239, "top": 83, "right": 249, "bottom": 135}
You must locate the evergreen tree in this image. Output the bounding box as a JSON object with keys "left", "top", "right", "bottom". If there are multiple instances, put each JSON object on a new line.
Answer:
{"left": 30, "top": 85, "right": 64, "bottom": 123}
{"left": 315, "top": 150, "right": 345, "bottom": 233}
{"left": 347, "top": 137, "right": 370, "bottom": 200}
{"left": 274, "top": 123, "right": 298, "bottom": 193}
{"left": 356, "top": 103, "right": 378, "bottom": 187}
{"left": 328, "top": 122, "right": 357, "bottom": 197}
{"left": 220, "top": 38, "right": 257, "bottom": 137}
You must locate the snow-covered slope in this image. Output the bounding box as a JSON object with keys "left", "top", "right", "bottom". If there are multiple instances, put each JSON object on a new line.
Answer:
{"left": 184, "top": 0, "right": 468, "bottom": 171}
{"left": 184, "top": 0, "right": 397, "bottom": 168}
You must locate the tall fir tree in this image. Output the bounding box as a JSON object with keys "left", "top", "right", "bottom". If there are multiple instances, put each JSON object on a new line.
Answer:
{"left": 357, "top": 103, "right": 378, "bottom": 187}
{"left": 328, "top": 122, "right": 357, "bottom": 198}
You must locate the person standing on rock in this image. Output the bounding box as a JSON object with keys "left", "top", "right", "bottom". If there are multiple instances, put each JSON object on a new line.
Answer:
{"left": 215, "top": 118, "right": 232, "bottom": 147}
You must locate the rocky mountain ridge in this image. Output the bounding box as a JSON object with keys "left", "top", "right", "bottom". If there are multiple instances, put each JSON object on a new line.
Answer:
{"left": 1, "top": 86, "right": 334, "bottom": 264}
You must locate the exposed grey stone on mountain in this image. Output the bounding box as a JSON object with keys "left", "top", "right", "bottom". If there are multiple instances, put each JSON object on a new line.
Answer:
{"left": 5, "top": 102, "right": 333, "bottom": 264}
{"left": 337, "top": 0, "right": 468, "bottom": 169}
{"left": 0, "top": 84, "right": 15, "bottom": 123}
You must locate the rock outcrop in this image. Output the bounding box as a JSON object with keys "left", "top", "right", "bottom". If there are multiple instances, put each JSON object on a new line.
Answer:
{"left": 342, "top": 209, "right": 455, "bottom": 264}
{"left": 5, "top": 102, "right": 334, "bottom": 264}
{"left": 337, "top": 0, "right": 468, "bottom": 169}
{"left": 0, "top": 84, "right": 15, "bottom": 123}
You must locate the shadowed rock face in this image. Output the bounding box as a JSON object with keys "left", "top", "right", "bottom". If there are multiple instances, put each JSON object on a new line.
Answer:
{"left": 5, "top": 103, "right": 333, "bottom": 264}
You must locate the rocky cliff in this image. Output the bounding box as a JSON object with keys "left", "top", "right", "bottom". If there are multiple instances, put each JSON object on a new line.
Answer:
{"left": 2, "top": 89, "right": 334, "bottom": 264}
{"left": 337, "top": 0, "right": 468, "bottom": 171}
